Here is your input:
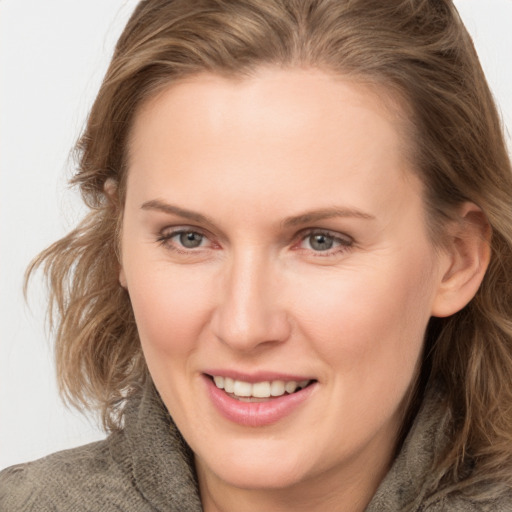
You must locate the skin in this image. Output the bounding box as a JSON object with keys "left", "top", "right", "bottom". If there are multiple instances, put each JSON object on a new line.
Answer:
{"left": 119, "top": 67, "right": 488, "bottom": 512}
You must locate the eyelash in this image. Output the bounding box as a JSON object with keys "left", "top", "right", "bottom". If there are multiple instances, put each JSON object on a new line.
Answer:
{"left": 156, "top": 228, "right": 213, "bottom": 255}
{"left": 156, "top": 227, "right": 354, "bottom": 257}
{"left": 295, "top": 229, "right": 353, "bottom": 257}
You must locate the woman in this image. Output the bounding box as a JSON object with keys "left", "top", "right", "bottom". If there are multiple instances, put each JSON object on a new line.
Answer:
{"left": 1, "top": 0, "right": 512, "bottom": 510}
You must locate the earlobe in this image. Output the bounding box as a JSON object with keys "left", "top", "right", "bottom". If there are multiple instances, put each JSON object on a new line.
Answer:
{"left": 431, "top": 203, "right": 491, "bottom": 318}
{"left": 105, "top": 178, "right": 126, "bottom": 288}
{"left": 104, "top": 177, "right": 118, "bottom": 197}
{"left": 119, "top": 267, "right": 127, "bottom": 289}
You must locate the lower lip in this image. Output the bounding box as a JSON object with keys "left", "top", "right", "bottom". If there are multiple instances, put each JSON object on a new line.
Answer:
{"left": 204, "top": 375, "right": 317, "bottom": 427}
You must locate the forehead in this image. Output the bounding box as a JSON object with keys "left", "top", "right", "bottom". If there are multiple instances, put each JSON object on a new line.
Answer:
{"left": 128, "top": 66, "right": 412, "bottom": 165}
{"left": 125, "top": 67, "right": 421, "bottom": 224}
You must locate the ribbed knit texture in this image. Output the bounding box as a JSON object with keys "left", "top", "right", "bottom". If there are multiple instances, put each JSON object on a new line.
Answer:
{"left": 0, "top": 381, "right": 202, "bottom": 512}
{"left": 1, "top": 380, "right": 510, "bottom": 511}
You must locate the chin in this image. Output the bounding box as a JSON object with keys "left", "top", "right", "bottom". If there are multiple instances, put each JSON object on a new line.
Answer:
{"left": 193, "top": 434, "right": 321, "bottom": 491}
{"left": 202, "top": 457, "right": 308, "bottom": 490}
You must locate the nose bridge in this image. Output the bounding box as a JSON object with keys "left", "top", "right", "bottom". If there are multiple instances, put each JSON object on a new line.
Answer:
{"left": 212, "top": 246, "right": 289, "bottom": 350}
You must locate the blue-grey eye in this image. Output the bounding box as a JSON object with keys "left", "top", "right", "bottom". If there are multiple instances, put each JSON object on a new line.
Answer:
{"left": 179, "top": 231, "right": 204, "bottom": 248}
{"left": 308, "top": 233, "right": 335, "bottom": 251}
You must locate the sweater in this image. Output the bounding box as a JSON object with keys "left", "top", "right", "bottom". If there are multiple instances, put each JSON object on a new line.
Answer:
{"left": 1, "top": 379, "right": 511, "bottom": 512}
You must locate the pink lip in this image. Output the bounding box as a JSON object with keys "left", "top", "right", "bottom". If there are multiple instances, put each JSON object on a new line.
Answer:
{"left": 203, "top": 369, "right": 315, "bottom": 383}
{"left": 203, "top": 374, "right": 317, "bottom": 427}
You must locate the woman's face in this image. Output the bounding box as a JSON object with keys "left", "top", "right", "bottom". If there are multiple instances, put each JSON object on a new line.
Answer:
{"left": 120, "top": 68, "right": 446, "bottom": 498}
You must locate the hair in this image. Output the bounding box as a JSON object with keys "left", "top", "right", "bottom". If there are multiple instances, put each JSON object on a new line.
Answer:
{"left": 29, "top": 0, "right": 512, "bottom": 500}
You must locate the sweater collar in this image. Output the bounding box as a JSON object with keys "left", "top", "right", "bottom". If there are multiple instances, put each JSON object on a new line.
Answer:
{"left": 121, "top": 378, "right": 448, "bottom": 512}
{"left": 365, "top": 383, "right": 450, "bottom": 511}
{"left": 122, "top": 379, "right": 203, "bottom": 511}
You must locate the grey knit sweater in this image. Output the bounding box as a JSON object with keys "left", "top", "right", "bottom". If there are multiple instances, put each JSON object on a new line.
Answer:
{"left": 1, "top": 380, "right": 510, "bottom": 511}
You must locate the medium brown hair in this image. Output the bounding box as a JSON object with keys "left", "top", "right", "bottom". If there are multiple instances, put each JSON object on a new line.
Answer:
{"left": 30, "top": 0, "right": 512, "bottom": 497}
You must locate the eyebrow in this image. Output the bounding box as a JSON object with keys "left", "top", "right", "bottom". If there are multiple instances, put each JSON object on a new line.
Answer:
{"left": 141, "top": 199, "right": 375, "bottom": 229}
{"left": 141, "top": 199, "right": 217, "bottom": 229}
{"left": 281, "top": 207, "right": 375, "bottom": 227}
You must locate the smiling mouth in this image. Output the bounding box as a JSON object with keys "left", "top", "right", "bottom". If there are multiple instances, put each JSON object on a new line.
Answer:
{"left": 208, "top": 375, "right": 315, "bottom": 402}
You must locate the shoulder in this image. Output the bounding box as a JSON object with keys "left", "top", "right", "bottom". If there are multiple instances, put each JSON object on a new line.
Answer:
{"left": 0, "top": 432, "right": 152, "bottom": 512}
{"left": 423, "top": 490, "right": 512, "bottom": 512}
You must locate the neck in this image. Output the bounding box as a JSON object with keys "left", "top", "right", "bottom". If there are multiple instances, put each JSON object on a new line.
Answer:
{"left": 196, "top": 438, "right": 394, "bottom": 512}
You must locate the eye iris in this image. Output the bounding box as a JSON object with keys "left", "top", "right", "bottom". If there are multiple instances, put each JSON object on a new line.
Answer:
{"left": 310, "top": 234, "right": 334, "bottom": 251}
{"left": 179, "top": 232, "right": 203, "bottom": 248}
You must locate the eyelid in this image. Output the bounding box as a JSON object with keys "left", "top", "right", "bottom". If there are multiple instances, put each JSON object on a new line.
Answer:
{"left": 155, "top": 225, "right": 354, "bottom": 255}
{"left": 157, "top": 225, "right": 217, "bottom": 251}
{"left": 293, "top": 228, "right": 354, "bottom": 255}
{"left": 159, "top": 224, "right": 210, "bottom": 238}
{"left": 296, "top": 227, "right": 353, "bottom": 244}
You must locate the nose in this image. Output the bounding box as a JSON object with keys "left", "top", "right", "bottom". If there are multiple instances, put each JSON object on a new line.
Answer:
{"left": 210, "top": 250, "right": 291, "bottom": 352}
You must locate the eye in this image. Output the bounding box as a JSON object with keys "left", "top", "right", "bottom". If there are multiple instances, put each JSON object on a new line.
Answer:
{"left": 298, "top": 230, "right": 353, "bottom": 254}
{"left": 306, "top": 233, "right": 336, "bottom": 251}
{"left": 157, "top": 228, "right": 210, "bottom": 252}
{"left": 177, "top": 231, "right": 205, "bottom": 249}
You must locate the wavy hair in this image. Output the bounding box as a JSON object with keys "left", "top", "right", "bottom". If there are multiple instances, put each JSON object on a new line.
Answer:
{"left": 29, "top": 0, "right": 512, "bottom": 497}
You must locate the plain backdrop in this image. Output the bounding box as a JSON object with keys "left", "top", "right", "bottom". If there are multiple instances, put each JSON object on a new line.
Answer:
{"left": 1, "top": 0, "right": 511, "bottom": 471}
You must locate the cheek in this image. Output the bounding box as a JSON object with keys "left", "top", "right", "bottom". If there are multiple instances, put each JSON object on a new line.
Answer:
{"left": 289, "top": 253, "right": 435, "bottom": 379}
{"left": 125, "top": 262, "right": 215, "bottom": 357}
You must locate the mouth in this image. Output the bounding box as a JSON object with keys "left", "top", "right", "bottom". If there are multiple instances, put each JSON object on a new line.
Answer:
{"left": 207, "top": 374, "right": 316, "bottom": 403}
{"left": 204, "top": 372, "right": 318, "bottom": 426}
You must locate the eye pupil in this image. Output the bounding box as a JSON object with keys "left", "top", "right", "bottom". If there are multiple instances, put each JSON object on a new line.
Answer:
{"left": 310, "top": 234, "right": 334, "bottom": 251}
{"left": 179, "top": 232, "right": 203, "bottom": 248}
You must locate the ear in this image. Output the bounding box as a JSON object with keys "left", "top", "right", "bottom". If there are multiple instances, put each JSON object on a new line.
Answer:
{"left": 119, "top": 267, "right": 128, "bottom": 289}
{"left": 104, "top": 178, "right": 127, "bottom": 289}
{"left": 431, "top": 203, "right": 491, "bottom": 318}
{"left": 104, "top": 177, "right": 119, "bottom": 205}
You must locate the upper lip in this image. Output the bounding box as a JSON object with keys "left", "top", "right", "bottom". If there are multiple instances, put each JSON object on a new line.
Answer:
{"left": 203, "top": 370, "right": 316, "bottom": 383}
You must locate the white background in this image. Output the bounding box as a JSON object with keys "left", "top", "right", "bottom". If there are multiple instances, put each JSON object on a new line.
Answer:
{"left": 1, "top": 0, "right": 511, "bottom": 470}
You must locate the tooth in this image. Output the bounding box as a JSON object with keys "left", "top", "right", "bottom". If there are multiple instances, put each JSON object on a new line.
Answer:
{"left": 216, "top": 377, "right": 310, "bottom": 398}
{"left": 285, "top": 381, "right": 298, "bottom": 394}
{"left": 236, "top": 396, "right": 264, "bottom": 403}
{"left": 252, "top": 381, "right": 271, "bottom": 398}
{"left": 270, "top": 380, "right": 285, "bottom": 397}
{"left": 224, "top": 377, "right": 234, "bottom": 393}
{"left": 233, "top": 380, "right": 252, "bottom": 397}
